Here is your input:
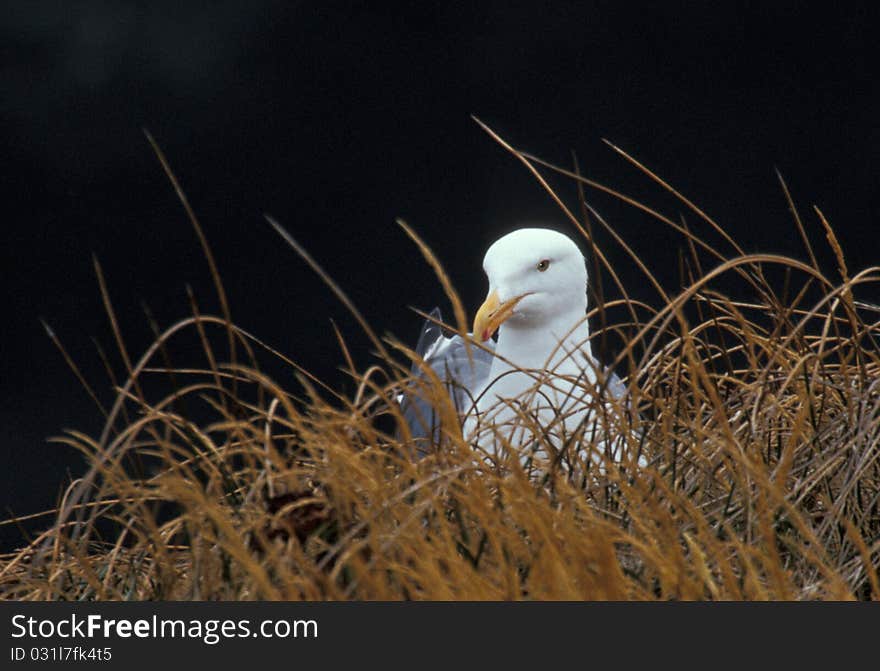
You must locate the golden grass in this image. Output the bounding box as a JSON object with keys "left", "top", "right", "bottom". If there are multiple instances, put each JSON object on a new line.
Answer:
{"left": 2, "top": 124, "right": 878, "bottom": 600}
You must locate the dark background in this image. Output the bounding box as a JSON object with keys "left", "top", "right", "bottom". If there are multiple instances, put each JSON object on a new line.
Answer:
{"left": 3, "top": 2, "right": 878, "bottom": 548}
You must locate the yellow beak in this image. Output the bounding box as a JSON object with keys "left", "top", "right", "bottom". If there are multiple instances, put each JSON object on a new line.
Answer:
{"left": 473, "top": 289, "right": 529, "bottom": 342}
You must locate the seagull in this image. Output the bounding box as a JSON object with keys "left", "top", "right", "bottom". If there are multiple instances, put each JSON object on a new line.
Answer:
{"left": 400, "top": 228, "right": 635, "bottom": 469}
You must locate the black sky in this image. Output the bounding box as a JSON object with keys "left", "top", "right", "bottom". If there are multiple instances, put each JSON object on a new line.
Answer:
{"left": 3, "top": 2, "right": 879, "bottom": 546}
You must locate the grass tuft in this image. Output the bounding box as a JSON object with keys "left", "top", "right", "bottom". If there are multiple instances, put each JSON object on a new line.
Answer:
{"left": 2, "top": 127, "right": 878, "bottom": 600}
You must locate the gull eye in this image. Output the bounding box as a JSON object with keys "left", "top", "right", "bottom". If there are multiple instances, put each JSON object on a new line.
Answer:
{"left": 536, "top": 259, "right": 550, "bottom": 272}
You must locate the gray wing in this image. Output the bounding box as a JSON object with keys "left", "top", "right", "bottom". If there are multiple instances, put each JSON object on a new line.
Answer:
{"left": 602, "top": 366, "right": 627, "bottom": 400}
{"left": 398, "top": 307, "right": 494, "bottom": 453}
{"left": 574, "top": 347, "right": 629, "bottom": 403}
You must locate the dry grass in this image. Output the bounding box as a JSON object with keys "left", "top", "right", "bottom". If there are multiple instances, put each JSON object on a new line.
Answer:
{"left": 2, "top": 124, "right": 878, "bottom": 600}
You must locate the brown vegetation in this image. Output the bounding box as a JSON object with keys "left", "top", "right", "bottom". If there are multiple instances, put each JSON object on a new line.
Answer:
{"left": 2, "top": 125, "right": 878, "bottom": 600}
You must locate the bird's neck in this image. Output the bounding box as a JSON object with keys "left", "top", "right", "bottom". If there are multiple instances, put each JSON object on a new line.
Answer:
{"left": 494, "top": 309, "right": 592, "bottom": 372}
